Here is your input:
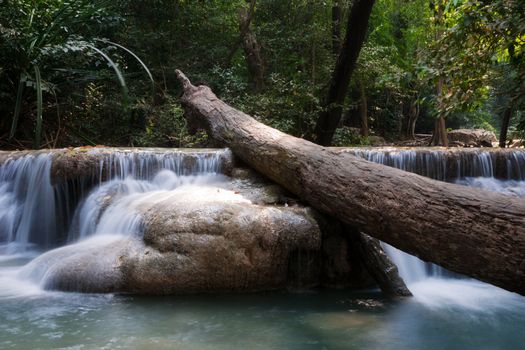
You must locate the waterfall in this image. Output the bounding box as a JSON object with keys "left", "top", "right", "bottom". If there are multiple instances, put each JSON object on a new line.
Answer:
{"left": 65, "top": 150, "right": 229, "bottom": 241}
{"left": 93, "top": 149, "right": 226, "bottom": 181}
{"left": 381, "top": 245, "right": 443, "bottom": 284}
{"left": 0, "top": 149, "right": 230, "bottom": 253}
{"left": 0, "top": 154, "right": 56, "bottom": 254}
{"left": 352, "top": 148, "right": 525, "bottom": 284}
{"left": 349, "top": 148, "right": 525, "bottom": 181}
{"left": 1, "top": 147, "right": 524, "bottom": 296}
{"left": 68, "top": 170, "right": 229, "bottom": 241}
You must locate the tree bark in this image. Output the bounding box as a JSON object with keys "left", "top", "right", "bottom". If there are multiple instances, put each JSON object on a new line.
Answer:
{"left": 315, "top": 0, "right": 376, "bottom": 146}
{"left": 348, "top": 229, "right": 412, "bottom": 297}
{"left": 239, "top": 0, "right": 265, "bottom": 92}
{"left": 176, "top": 70, "right": 525, "bottom": 296}
{"left": 400, "top": 96, "right": 419, "bottom": 140}
{"left": 332, "top": 0, "right": 343, "bottom": 55}
{"left": 430, "top": 115, "right": 448, "bottom": 146}
{"left": 407, "top": 97, "right": 419, "bottom": 139}
{"left": 430, "top": 1, "right": 448, "bottom": 147}
{"left": 430, "top": 77, "right": 449, "bottom": 146}
{"left": 499, "top": 106, "right": 513, "bottom": 148}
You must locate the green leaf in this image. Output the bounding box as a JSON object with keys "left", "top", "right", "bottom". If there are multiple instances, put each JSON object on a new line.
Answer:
{"left": 85, "top": 44, "right": 129, "bottom": 108}
{"left": 97, "top": 39, "right": 155, "bottom": 96}
{"left": 9, "top": 75, "right": 25, "bottom": 140}
{"left": 34, "top": 65, "right": 43, "bottom": 149}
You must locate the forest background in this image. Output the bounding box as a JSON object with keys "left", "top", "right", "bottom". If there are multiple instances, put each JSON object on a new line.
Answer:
{"left": 0, "top": 0, "right": 523, "bottom": 149}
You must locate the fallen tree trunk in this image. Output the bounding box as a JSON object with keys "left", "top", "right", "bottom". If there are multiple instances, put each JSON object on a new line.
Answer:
{"left": 175, "top": 70, "right": 525, "bottom": 295}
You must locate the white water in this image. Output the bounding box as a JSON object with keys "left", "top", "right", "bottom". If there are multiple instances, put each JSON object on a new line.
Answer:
{"left": 0, "top": 149, "right": 232, "bottom": 292}
{"left": 69, "top": 171, "right": 230, "bottom": 240}
{"left": 382, "top": 241, "right": 524, "bottom": 310}
{"left": 456, "top": 177, "right": 525, "bottom": 197}
{"left": 361, "top": 149, "right": 525, "bottom": 309}
{"left": 352, "top": 148, "right": 525, "bottom": 181}
{"left": 0, "top": 149, "right": 230, "bottom": 250}
{"left": 0, "top": 154, "right": 56, "bottom": 254}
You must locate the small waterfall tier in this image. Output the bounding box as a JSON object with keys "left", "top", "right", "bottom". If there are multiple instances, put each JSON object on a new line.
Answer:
{"left": 339, "top": 147, "right": 525, "bottom": 181}
{"left": 0, "top": 148, "right": 232, "bottom": 253}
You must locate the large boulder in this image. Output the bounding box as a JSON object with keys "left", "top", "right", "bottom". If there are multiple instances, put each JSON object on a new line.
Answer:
{"left": 20, "top": 169, "right": 365, "bottom": 294}
{"left": 447, "top": 129, "right": 498, "bottom": 147}
{"left": 123, "top": 188, "right": 323, "bottom": 293}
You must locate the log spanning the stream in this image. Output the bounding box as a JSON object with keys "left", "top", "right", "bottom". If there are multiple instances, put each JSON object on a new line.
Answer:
{"left": 176, "top": 70, "right": 525, "bottom": 296}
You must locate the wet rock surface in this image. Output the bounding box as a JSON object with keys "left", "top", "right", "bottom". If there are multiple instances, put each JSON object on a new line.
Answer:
{"left": 124, "top": 189, "right": 322, "bottom": 293}
{"left": 24, "top": 168, "right": 367, "bottom": 294}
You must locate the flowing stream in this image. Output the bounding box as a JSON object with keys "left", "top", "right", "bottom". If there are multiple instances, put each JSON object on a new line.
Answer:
{"left": 0, "top": 148, "right": 524, "bottom": 349}
{"left": 353, "top": 148, "right": 525, "bottom": 309}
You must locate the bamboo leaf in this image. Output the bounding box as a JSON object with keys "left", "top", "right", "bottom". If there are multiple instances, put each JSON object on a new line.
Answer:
{"left": 85, "top": 44, "right": 129, "bottom": 108}
{"left": 34, "top": 65, "right": 43, "bottom": 149}
{"left": 9, "top": 75, "right": 25, "bottom": 140}
{"left": 96, "top": 39, "right": 155, "bottom": 95}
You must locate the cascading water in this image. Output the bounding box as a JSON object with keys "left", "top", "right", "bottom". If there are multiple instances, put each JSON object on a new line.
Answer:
{"left": 0, "top": 149, "right": 231, "bottom": 290}
{"left": 70, "top": 150, "right": 228, "bottom": 240}
{"left": 1, "top": 147, "right": 523, "bottom": 296}
{"left": 69, "top": 170, "right": 230, "bottom": 240}
{"left": 0, "top": 149, "right": 229, "bottom": 249}
{"left": 349, "top": 147, "right": 525, "bottom": 181}
{"left": 351, "top": 148, "right": 525, "bottom": 306}
{"left": 0, "top": 154, "right": 57, "bottom": 254}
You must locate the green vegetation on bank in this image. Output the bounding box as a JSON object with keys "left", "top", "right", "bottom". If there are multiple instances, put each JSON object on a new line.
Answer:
{"left": 0, "top": 0, "right": 523, "bottom": 149}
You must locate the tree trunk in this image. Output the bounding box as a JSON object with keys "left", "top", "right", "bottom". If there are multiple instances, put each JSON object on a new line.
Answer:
{"left": 499, "top": 107, "right": 513, "bottom": 148}
{"left": 430, "top": 78, "right": 448, "bottom": 146}
{"left": 430, "top": 115, "right": 448, "bottom": 146}
{"left": 400, "top": 97, "right": 419, "bottom": 140}
{"left": 348, "top": 229, "right": 412, "bottom": 297}
{"left": 430, "top": 1, "right": 448, "bottom": 147}
{"left": 239, "top": 0, "right": 265, "bottom": 92}
{"left": 332, "top": 0, "right": 343, "bottom": 55}
{"left": 407, "top": 97, "right": 419, "bottom": 139}
{"left": 176, "top": 70, "right": 525, "bottom": 296}
{"left": 314, "top": 0, "right": 376, "bottom": 146}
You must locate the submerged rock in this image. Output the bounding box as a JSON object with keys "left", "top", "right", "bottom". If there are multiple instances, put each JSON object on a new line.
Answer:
{"left": 19, "top": 235, "right": 140, "bottom": 293}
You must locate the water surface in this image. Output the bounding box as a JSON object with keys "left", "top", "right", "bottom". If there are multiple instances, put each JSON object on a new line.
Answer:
{"left": 1, "top": 255, "right": 525, "bottom": 350}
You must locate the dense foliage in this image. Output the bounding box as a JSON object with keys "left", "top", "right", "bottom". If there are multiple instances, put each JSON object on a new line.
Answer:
{"left": 0, "top": 0, "right": 523, "bottom": 149}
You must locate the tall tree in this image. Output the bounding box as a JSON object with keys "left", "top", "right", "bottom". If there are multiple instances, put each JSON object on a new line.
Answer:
{"left": 314, "top": 0, "right": 376, "bottom": 146}
{"left": 429, "top": 0, "right": 448, "bottom": 146}
{"left": 332, "top": 0, "right": 343, "bottom": 55}
{"left": 428, "top": 0, "right": 524, "bottom": 147}
{"left": 239, "top": 0, "right": 265, "bottom": 92}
